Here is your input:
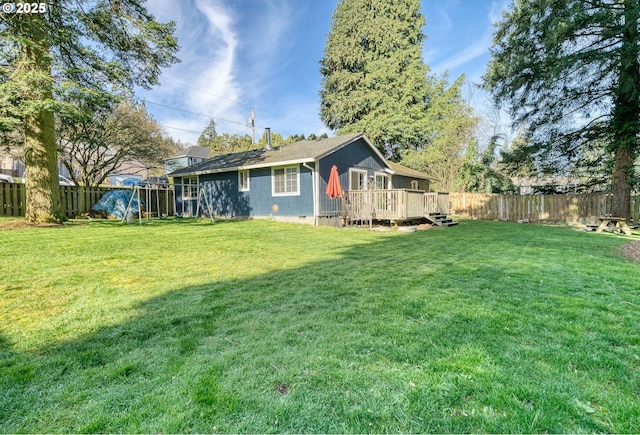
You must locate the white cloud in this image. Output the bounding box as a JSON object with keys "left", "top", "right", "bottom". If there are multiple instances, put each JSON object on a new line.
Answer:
{"left": 187, "top": 0, "right": 240, "bottom": 115}
{"left": 424, "top": 0, "right": 455, "bottom": 31}
{"left": 426, "top": 1, "right": 511, "bottom": 82}
{"left": 140, "top": 0, "right": 311, "bottom": 144}
{"left": 489, "top": 0, "right": 510, "bottom": 23}
{"left": 431, "top": 35, "right": 492, "bottom": 77}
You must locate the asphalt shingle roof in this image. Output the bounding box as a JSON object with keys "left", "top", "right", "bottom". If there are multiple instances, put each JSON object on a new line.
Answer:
{"left": 167, "top": 133, "right": 433, "bottom": 181}
{"left": 168, "top": 133, "right": 365, "bottom": 176}
{"left": 387, "top": 161, "right": 434, "bottom": 180}
{"left": 164, "top": 146, "right": 211, "bottom": 161}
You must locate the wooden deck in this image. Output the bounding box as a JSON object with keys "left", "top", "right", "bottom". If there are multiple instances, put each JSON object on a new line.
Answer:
{"left": 343, "top": 189, "right": 453, "bottom": 225}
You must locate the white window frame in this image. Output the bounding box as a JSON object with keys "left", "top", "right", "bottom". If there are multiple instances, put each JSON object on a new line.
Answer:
{"left": 182, "top": 176, "right": 198, "bottom": 199}
{"left": 238, "top": 169, "right": 250, "bottom": 192}
{"left": 375, "top": 172, "right": 389, "bottom": 190}
{"left": 272, "top": 165, "right": 300, "bottom": 196}
{"left": 410, "top": 180, "right": 419, "bottom": 190}
{"left": 349, "top": 169, "right": 368, "bottom": 190}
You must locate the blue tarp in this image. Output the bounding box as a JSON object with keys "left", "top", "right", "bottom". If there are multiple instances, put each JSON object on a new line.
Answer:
{"left": 91, "top": 190, "right": 144, "bottom": 220}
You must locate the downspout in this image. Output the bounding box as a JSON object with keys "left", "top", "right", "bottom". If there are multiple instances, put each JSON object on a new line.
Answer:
{"left": 303, "top": 162, "right": 317, "bottom": 225}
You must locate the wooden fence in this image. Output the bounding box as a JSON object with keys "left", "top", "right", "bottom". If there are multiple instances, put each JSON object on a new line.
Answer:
{"left": 449, "top": 192, "right": 640, "bottom": 225}
{"left": 1, "top": 183, "right": 174, "bottom": 218}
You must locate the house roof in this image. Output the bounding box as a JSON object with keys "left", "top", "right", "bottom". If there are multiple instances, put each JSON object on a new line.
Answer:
{"left": 386, "top": 161, "right": 434, "bottom": 181}
{"left": 168, "top": 133, "right": 374, "bottom": 176}
{"left": 164, "top": 146, "right": 211, "bottom": 161}
{"left": 167, "top": 133, "right": 434, "bottom": 182}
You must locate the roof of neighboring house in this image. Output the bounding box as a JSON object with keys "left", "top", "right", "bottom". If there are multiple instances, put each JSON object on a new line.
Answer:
{"left": 168, "top": 133, "right": 377, "bottom": 176}
{"left": 387, "top": 161, "right": 434, "bottom": 181}
{"left": 164, "top": 146, "right": 211, "bottom": 161}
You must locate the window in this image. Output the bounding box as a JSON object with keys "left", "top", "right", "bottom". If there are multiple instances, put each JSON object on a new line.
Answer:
{"left": 375, "top": 173, "right": 389, "bottom": 190}
{"left": 238, "top": 170, "right": 250, "bottom": 191}
{"left": 272, "top": 165, "right": 299, "bottom": 196}
{"left": 350, "top": 169, "right": 367, "bottom": 190}
{"left": 182, "top": 176, "right": 198, "bottom": 199}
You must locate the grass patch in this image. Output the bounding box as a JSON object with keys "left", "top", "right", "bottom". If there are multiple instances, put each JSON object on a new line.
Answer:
{"left": 1, "top": 218, "right": 639, "bottom": 433}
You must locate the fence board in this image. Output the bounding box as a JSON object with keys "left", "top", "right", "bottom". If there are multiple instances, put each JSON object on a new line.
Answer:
{"left": 0, "top": 183, "right": 175, "bottom": 218}
{"left": 1, "top": 183, "right": 23, "bottom": 216}
{"left": 450, "top": 192, "right": 639, "bottom": 224}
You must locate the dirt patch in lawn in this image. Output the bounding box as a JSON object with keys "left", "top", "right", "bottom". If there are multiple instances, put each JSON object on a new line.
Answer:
{"left": 0, "top": 219, "right": 64, "bottom": 230}
{"left": 620, "top": 240, "right": 640, "bottom": 263}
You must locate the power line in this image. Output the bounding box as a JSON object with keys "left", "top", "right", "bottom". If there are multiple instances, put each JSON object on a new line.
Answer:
{"left": 160, "top": 124, "right": 254, "bottom": 138}
{"left": 160, "top": 124, "right": 202, "bottom": 135}
{"left": 145, "top": 100, "right": 250, "bottom": 128}
{"left": 162, "top": 77, "right": 241, "bottom": 105}
{"left": 159, "top": 77, "right": 327, "bottom": 130}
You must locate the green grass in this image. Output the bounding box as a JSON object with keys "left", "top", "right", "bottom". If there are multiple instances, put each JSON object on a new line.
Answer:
{"left": 1, "top": 218, "right": 639, "bottom": 433}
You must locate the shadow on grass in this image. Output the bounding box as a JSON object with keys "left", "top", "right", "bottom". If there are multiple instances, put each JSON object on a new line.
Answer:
{"left": 1, "top": 221, "right": 639, "bottom": 433}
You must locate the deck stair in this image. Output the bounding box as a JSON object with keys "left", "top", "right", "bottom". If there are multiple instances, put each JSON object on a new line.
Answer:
{"left": 426, "top": 213, "right": 458, "bottom": 227}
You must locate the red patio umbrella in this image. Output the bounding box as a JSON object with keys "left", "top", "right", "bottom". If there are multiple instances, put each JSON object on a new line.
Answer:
{"left": 325, "top": 164, "right": 343, "bottom": 198}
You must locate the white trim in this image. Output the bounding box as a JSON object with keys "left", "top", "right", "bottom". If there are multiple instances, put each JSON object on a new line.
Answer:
{"left": 182, "top": 176, "right": 199, "bottom": 199}
{"left": 375, "top": 172, "right": 390, "bottom": 189}
{"left": 303, "top": 162, "right": 318, "bottom": 225}
{"left": 349, "top": 168, "right": 368, "bottom": 190}
{"left": 238, "top": 169, "right": 250, "bottom": 192}
{"left": 272, "top": 164, "right": 300, "bottom": 196}
{"left": 314, "top": 134, "right": 388, "bottom": 166}
{"left": 173, "top": 158, "right": 315, "bottom": 177}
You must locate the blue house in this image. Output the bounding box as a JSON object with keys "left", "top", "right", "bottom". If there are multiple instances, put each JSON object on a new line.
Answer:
{"left": 163, "top": 146, "right": 211, "bottom": 175}
{"left": 168, "top": 133, "right": 450, "bottom": 225}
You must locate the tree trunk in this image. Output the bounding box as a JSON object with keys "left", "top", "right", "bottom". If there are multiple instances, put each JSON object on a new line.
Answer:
{"left": 22, "top": 15, "right": 62, "bottom": 223}
{"left": 609, "top": 0, "right": 640, "bottom": 219}
{"left": 24, "top": 109, "right": 61, "bottom": 222}
{"left": 610, "top": 146, "right": 633, "bottom": 218}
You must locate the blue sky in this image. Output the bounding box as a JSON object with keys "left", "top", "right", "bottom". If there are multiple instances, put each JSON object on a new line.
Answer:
{"left": 139, "top": 0, "right": 510, "bottom": 145}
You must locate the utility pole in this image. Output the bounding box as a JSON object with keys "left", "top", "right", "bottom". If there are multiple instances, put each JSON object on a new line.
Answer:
{"left": 248, "top": 107, "right": 255, "bottom": 144}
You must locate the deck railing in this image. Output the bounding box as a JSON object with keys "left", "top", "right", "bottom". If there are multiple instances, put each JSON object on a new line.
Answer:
{"left": 344, "top": 189, "right": 449, "bottom": 222}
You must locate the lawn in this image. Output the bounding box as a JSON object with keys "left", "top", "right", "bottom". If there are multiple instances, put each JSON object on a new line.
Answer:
{"left": 1, "top": 218, "right": 639, "bottom": 433}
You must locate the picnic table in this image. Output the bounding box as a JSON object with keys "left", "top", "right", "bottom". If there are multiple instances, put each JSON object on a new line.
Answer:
{"left": 596, "top": 216, "right": 632, "bottom": 236}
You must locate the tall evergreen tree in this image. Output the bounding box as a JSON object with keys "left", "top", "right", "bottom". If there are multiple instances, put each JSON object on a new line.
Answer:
{"left": 498, "top": 130, "right": 538, "bottom": 179}
{"left": 457, "top": 137, "right": 515, "bottom": 193}
{"left": 485, "top": 0, "right": 640, "bottom": 219}
{"left": 197, "top": 118, "right": 218, "bottom": 149}
{"left": 319, "top": 0, "right": 432, "bottom": 154}
{"left": 0, "top": 2, "right": 179, "bottom": 222}
{"left": 398, "top": 75, "right": 477, "bottom": 191}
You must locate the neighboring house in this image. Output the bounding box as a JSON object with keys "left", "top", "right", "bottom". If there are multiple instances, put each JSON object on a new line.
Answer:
{"left": 169, "top": 133, "right": 444, "bottom": 225}
{"left": 108, "top": 160, "right": 149, "bottom": 186}
{"left": 1, "top": 148, "right": 72, "bottom": 180}
{"left": 0, "top": 146, "right": 24, "bottom": 178}
{"left": 3, "top": 144, "right": 159, "bottom": 186}
{"left": 163, "top": 146, "right": 210, "bottom": 175}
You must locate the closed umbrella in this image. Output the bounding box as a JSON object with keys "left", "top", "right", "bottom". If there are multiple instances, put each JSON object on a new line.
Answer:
{"left": 325, "top": 165, "right": 343, "bottom": 198}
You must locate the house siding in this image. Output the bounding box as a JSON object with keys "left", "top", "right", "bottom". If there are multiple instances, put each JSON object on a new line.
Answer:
{"left": 164, "top": 156, "right": 206, "bottom": 175}
{"left": 317, "top": 138, "right": 388, "bottom": 216}
{"left": 391, "top": 175, "right": 430, "bottom": 191}
{"left": 174, "top": 164, "right": 314, "bottom": 219}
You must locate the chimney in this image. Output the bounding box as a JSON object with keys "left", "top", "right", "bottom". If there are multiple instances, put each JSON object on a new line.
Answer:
{"left": 265, "top": 128, "right": 272, "bottom": 150}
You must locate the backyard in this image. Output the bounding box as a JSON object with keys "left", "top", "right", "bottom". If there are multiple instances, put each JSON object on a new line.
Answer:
{"left": 0, "top": 218, "right": 639, "bottom": 433}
